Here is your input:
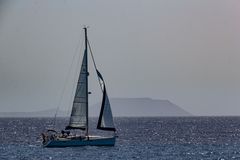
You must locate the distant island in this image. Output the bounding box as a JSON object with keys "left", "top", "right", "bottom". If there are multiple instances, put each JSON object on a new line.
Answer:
{"left": 0, "top": 98, "right": 192, "bottom": 117}
{"left": 99, "top": 98, "right": 192, "bottom": 117}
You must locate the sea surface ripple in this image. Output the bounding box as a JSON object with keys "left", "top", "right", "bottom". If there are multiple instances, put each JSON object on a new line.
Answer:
{"left": 0, "top": 117, "right": 240, "bottom": 160}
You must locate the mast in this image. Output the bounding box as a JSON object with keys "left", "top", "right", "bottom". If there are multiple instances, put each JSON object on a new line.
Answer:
{"left": 84, "top": 27, "right": 89, "bottom": 137}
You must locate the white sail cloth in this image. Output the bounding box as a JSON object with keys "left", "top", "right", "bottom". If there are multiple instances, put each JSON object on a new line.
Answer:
{"left": 96, "top": 70, "right": 116, "bottom": 131}
{"left": 66, "top": 50, "right": 88, "bottom": 130}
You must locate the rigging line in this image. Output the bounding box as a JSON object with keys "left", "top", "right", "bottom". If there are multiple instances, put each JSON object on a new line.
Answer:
{"left": 87, "top": 39, "right": 104, "bottom": 92}
{"left": 53, "top": 30, "right": 84, "bottom": 129}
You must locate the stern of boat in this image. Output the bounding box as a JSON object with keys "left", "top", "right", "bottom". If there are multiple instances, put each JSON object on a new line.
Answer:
{"left": 41, "top": 129, "right": 58, "bottom": 146}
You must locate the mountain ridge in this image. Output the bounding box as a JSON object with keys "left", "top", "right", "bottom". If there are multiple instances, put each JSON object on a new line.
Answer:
{"left": 0, "top": 98, "right": 192, "bottom": 117}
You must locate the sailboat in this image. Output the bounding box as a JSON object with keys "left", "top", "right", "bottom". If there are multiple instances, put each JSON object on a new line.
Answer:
{"left": 41, "top": 27, "right": 116, "bottom": 147}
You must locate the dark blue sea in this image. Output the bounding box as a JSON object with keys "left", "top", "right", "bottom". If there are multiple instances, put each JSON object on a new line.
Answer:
{"left": 1, "top": 117, "right": 240, "bottom": 160}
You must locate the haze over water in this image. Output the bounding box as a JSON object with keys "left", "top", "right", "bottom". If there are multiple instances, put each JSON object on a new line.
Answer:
{"left": 0, "top": 0, "right": 240, "bottom": 116}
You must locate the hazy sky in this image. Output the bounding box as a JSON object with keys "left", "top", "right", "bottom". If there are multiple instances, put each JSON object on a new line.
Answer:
{"left": 0, "top": 0, "right": 239, "bottom": 116}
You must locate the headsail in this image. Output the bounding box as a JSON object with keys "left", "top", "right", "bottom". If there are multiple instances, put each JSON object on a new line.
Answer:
{"left": 96, "top": 70, "right": 116, "bottom": 131}
{"left": 66, "top": 50, "right": 88, "bottom": 130}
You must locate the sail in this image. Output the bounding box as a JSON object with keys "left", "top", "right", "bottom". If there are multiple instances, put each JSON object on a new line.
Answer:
{"left": 66, "top": 50, "right": 88, "bottom": 130}
{"left": 96, "top": 70, "right": 116, "bottom": 131}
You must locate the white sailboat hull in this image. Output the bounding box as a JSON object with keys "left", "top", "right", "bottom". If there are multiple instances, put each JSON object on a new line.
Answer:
{"left": 43, "top": 135, "right": 116, "bottom": 147}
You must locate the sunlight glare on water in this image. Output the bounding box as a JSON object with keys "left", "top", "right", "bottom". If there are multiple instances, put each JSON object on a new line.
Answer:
{"left": 0, "top": 117, "right": 240, "bottom": 159}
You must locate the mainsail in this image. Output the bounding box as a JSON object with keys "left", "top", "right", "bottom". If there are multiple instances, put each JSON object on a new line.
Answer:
{"left": 66, "top": 50, "right": 88, "bottom": 130}
{"left": 96, "top": 70, "right": 116, "bottom": 131}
